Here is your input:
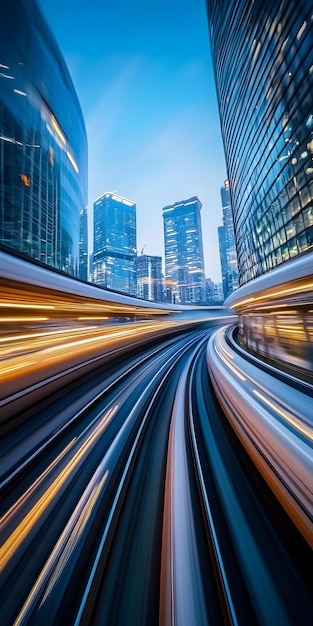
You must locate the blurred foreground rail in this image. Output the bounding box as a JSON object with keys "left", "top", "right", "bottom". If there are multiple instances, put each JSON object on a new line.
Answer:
{"left": 0, "top": 317, "right": 312, "bottom": 625}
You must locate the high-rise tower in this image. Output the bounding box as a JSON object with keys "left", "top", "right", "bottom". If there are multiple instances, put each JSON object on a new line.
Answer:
{"left": 218, "top": 180, "right": 238, "bottom": 300}
{"left": 0, "top": 0, "right": 88, "bottom": 277}
{"left": 93, "top": 192, "right": 137, "bottom": 295}
{"left": 206, "top": 0, "right": 313, "bottom": 367}
{"left": 206, "top": 0, "right": 313, "bottom": 286}
{"left": 137, "top": 254, "right": 163, "bottom": 302}
{"left": 163, "top": 196, "right": 205, "bottom": 304}
{"left": 79, "top": 206, "right": 88, "bottom": 282}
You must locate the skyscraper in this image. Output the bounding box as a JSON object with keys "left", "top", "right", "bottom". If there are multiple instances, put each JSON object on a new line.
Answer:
{"left": 0, "top": 0, "right": 87, "bottom": 277}
{"left": 163, "top": 196, "right": 205, "bottom": 304}
{"left": 206, "top": 0, "right": 313, "bottom": 366}
{"left": 79, "top": 206, "right": 88, "bottom": 282}
{"left": 137, "top": 254, "right": 163, "bottom": 302}
{"left": 206, "top": 0, "right": 313, "bottom": 286}
{"left": 205, "top": 277, "right": 215, "bottom": 304}
{"left": 218, "top": 180, "right": 239, "bottom": 300}
{"left": 93, "top": 192, "right": 137, "bottom": 296}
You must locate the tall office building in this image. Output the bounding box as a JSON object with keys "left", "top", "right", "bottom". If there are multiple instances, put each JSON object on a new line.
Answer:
{"left": 137, "top": 254, "right": 163, "bottom": 302}
{"left": 163, "top": 196, "right": 205, "bottom": 304}
{"left": 206, "top": 0, "right": 313, "bottom": 366}
{"left": 206, "top": 0, "right": 313, "bottom": 286}
{"left": 218, "top": 225, "right": 226, "bottom": 301}
{"left": 0, "top": 0, "right": 87, "bottom": 277}
{"left": 218, "top": 180, "right": 239, "bottom": 300}
{"left": 79, "top": 206, "right": 88, "bottom": 281}
{"left": 205, "top": 277, "right": 215, "bottom": 304}
{"left": 93, "top": 192, "right": 137, "bottom": 295}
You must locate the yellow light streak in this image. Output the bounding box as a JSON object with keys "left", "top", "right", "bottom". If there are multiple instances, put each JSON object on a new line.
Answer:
{"left": 0, "top": 323, "right": 165, "bottom": 379}
{"left": 40, "top": 471, "right": 109, "bottom": 604}
{"left": 0, "top": 440, "right": 75, "bottom": 531}
{"left": 0, "top": 303, "right": 55, "bottom": 309}
{"left": 13, "top": 470, "right": 109, "bottom": 626}
{"left": 0, "top": 317, "right": 49, "bottom": 322}
{"left": 214, "top": 340, "right": 246, "bottom": 381}
{"left": 0, "top": 326, "right": 95, "bottom": 344}
{"left": 51, "top": 115, "right": 65, "bottom": 144}
{"left": 217, "top": 335, "right": 234, "bottom": 360}
{"left": 0, "top": 405, "right": 118, "bottom": 572}
{"left": 252, "top": 389, "right": 313, "bottom": 440}
{"left": 235, "top": 281, "right": 313, "bottom": 308}
{"left": 0, "top": 359, "right": 38, "bottom": 375}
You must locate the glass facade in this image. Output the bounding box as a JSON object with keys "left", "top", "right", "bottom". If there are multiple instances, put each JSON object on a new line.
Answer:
{"left": 93, "top": 192, "right": 137, "bottom": 295}
{"left": 205, "top": 277, "right": 216, "bottom": 303}
{"left": 79, "top": 206, "right": 88, "bottom": 281}
{"left": 163, "top": 196, "right": 205, "bottom": 304}
{"left": 0, "top": 0, "right": 87, "bottom": 277}
{"left": 137, "top": 254, "right": 163, "bottom": 302}
{"left": 206, "top": 0, "right": 313, "bottom": 286}
{"left": 218, "top": 180, "right": 239, "bottom": 299}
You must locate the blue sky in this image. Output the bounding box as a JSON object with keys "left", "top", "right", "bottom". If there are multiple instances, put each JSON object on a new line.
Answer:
{"left": 39, "top": 0, "right": 227, "bottom": 282}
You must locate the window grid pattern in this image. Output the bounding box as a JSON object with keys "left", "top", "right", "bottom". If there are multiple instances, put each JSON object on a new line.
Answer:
{"left": 207, "top": 0, "right": 313, "bottom": 285}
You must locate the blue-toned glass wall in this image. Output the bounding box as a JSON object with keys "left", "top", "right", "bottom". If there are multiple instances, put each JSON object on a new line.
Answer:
{"left": 206, "top": 0, "right": 313, "bottom": 286}
{"left": 218, "top": 224, "right": 227, "bottom": 301}
{"left": 137, "top": 254, "right": 163, "bottom": 302}
{"left": 163, "top": 197, "right": 205, "bottom": 304}
{"left": 219, "top": 181, "right": 238, "bottom": 299}
{"left": 79, "top": 206, "right": 88, "bottom": 281}
{"left": 0, "top": 0, "right": 87, "bottom": 277}
{"left": 93, "top": 192, "right": 137, "bottom": 296}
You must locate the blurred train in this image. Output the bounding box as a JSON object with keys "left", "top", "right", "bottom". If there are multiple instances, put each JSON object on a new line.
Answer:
{"left": 0, "top": 246, "right": 228, "bottom": 325}
{"left": 0, "top": 246, "right": 181, "bottom": 322}
{"left": 225, "top": 250, "right": 313, "bottom": 374}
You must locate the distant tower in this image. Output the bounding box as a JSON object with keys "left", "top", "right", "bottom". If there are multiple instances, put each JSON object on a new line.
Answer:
{"left": 137, "top": 254, "right": 163, "bottom": 302}
{"left": 205, "top": 277, "right": 215, "bottom": 304}
{"left": 162, "top": 196, "right": 205, "bottom": 304}
{"left": 93, "top": 192, "right": 137, "bottom": 295}
{"left": 218, "top": 180, "right": 238, "bottom": 300}
{"left": 79, "top": 206, "right": 88, "bottom": 282}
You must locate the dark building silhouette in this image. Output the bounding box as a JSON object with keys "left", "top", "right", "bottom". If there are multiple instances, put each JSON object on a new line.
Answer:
{"left": 0, "top": 0, "right": 87, "bottom": 276}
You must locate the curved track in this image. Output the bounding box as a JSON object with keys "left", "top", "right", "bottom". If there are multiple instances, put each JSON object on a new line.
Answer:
{"left": 0, "top": 325, "right": 312, "bottom": 625}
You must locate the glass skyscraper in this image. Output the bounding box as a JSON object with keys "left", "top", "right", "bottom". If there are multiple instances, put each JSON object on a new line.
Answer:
{"left": 163, "top": 196, "right": 205, "bottom": 304}
{"left": 207, "top": 0, "right": 313, "bottom": 368}
{"left": 93, "top": 192, "right": 137, "bottom": 296}
{"left": 79, "top": 206, "right": 88, "bottom": 282}
{"left": 218, "top": 180, "right": 239, "bottom": 299}
{"left": 0, "top": 0, "right": 87, "bottom": 277}
{"left": 206, "top": 0, "right": 313, "bottom": 286}
{"left": 137, "top": 254, "right": 163, "bottom": 302}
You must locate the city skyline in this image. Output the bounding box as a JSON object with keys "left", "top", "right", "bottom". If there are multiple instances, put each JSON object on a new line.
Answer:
{"left": 1, "top": 2, "right": 312, "bottom": 622}
{"left": 39, "top": 0, "right": 227, "bottom": 283}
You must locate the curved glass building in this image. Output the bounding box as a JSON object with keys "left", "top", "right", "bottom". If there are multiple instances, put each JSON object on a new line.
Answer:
{"left": 0, "top": 0, "right": 87, "bottom": 277}
{"left": 207, "top": 0, "right": 313, "bottom": 371}
{"left": 206, "top": 0, "right": 313, "bottom": 286}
